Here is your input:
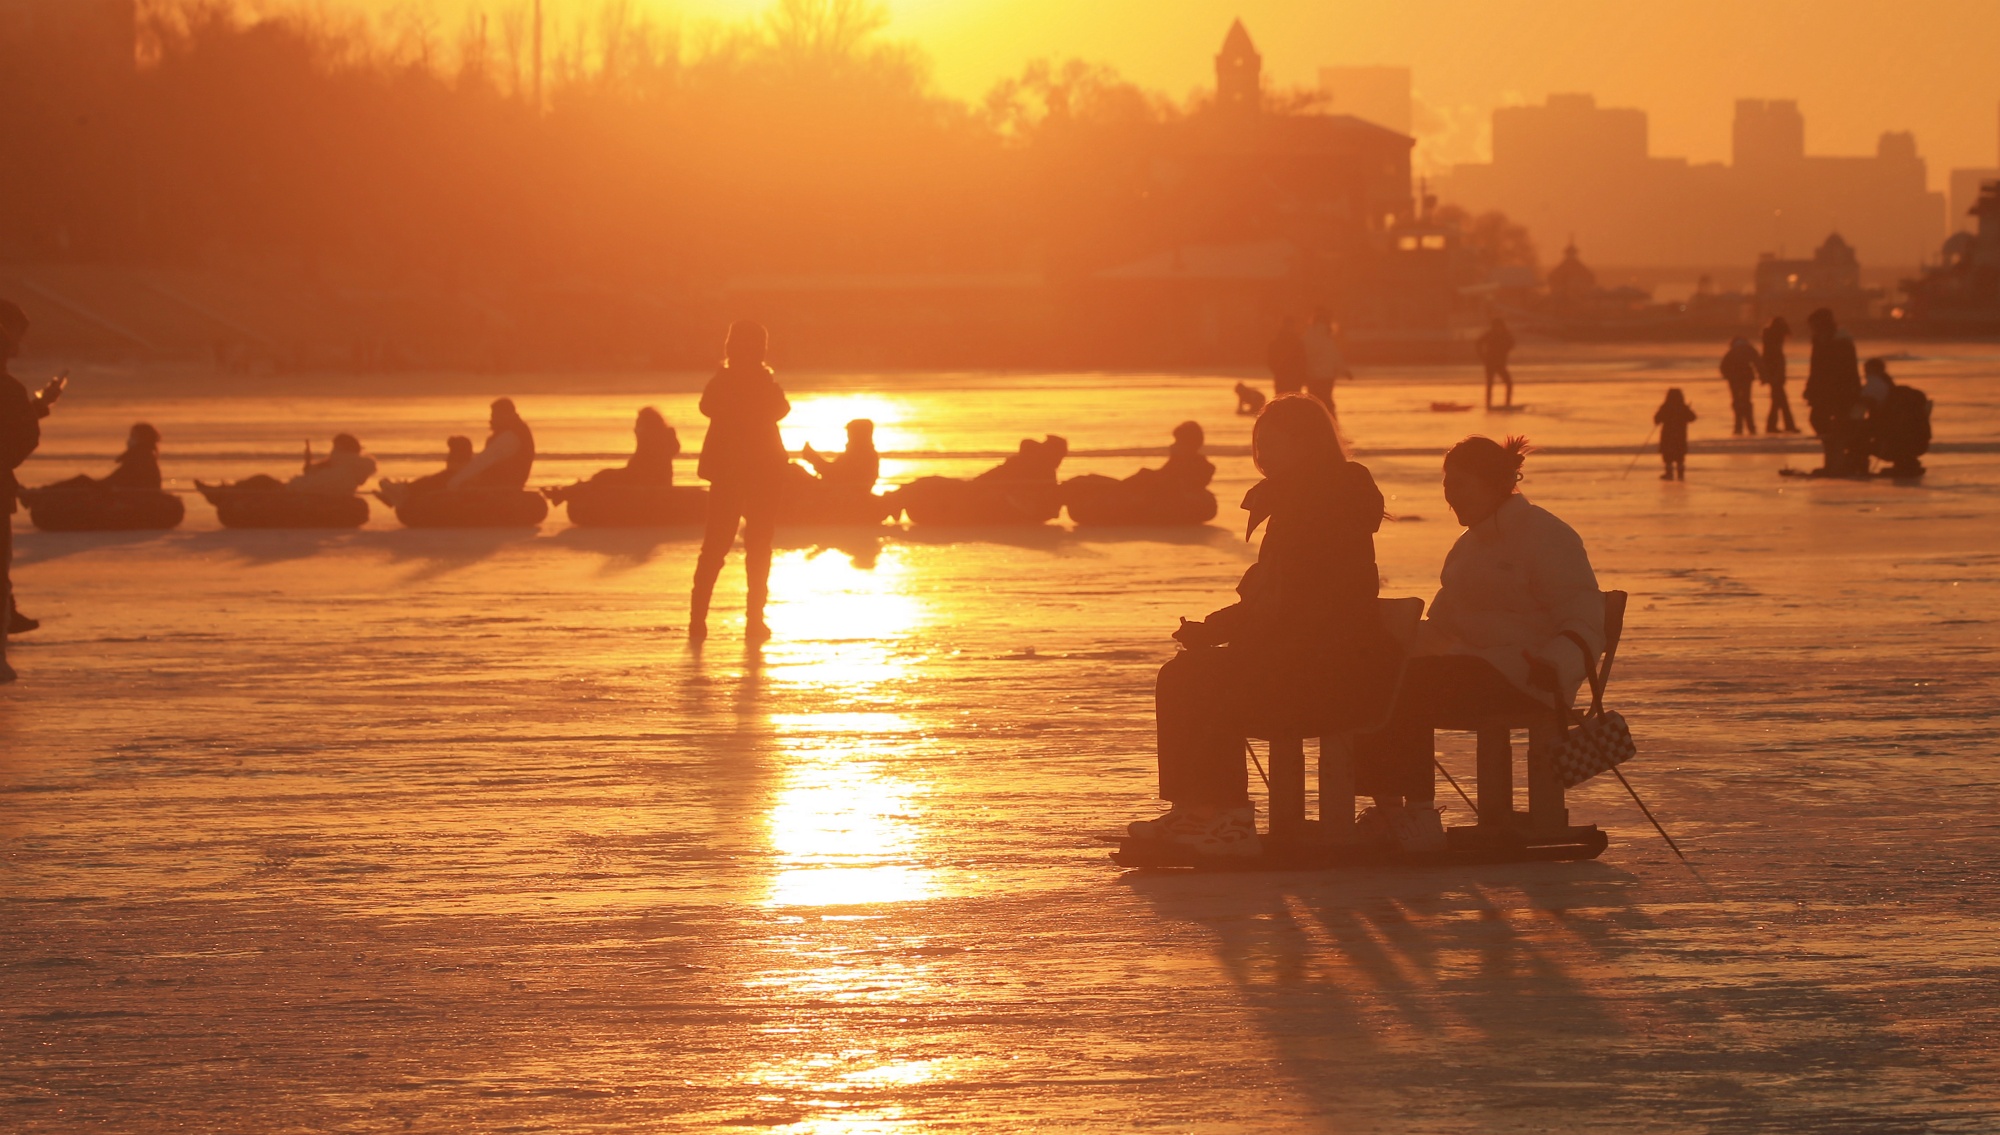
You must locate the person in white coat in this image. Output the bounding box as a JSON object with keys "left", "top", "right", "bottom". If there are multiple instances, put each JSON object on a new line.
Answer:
{"left": 1299, "top": 307, "right": 1351, "bottom": 411}
{"left": 1355, "top": 435, "right": 1604, "bottom": 837}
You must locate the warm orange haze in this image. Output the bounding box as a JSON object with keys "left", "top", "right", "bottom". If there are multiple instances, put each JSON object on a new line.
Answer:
{"left": 3, "top": 2, "right": 2000, "bottom": 1133}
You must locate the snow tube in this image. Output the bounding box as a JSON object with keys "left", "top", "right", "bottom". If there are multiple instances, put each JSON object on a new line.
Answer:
{"left": 776, "top": 470, "right": 896, "bottom": 527}
{"left": 199, "top": 485, "right": 369, "bottom": 529}
{"left": 1061, "top": 474, "right": 1218, "bottom": 527}
{"left": 559, "top": 483, "right": 709, "bottom": 528}
{"left": 892, "top": 477, "right": 1062, "bottom": 526}
{"left": 394, "top": 487, "right": 547, "bottom": 529}
{"left": 20, "top": 487, "right": 185, "bottom": 532}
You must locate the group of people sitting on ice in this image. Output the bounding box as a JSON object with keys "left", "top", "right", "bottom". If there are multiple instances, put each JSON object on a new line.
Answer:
{"left": 1129, "top": 393, "right": 1606, "bottom": 859}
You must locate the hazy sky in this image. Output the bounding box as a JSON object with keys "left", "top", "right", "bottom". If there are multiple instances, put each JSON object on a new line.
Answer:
{"left": 349, "top": 0, "right": 2000, "bottom": 186}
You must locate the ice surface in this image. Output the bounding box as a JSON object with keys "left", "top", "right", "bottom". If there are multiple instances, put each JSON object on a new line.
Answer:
{"left": 4, "top": 345, "right": 1999, "bottom": 1131}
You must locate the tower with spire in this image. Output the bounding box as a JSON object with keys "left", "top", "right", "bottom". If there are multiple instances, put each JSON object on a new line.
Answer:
{"left": 1215, "top": 19, "right": 1262, "bottom": 116}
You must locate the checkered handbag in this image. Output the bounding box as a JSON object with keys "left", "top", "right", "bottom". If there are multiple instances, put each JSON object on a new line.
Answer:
{"left": 1551, "top": 631, "right": 1637, "bottom": 789}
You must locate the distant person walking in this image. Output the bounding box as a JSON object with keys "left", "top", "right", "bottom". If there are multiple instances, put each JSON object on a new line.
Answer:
{"left": 1804, "top": 307, "right": 1862, "bottom": 476}
{"left": 689, "top": 321, "right": 790, "bottom": 645}
{"left": 1721, "top": 337, "right": 1760, "bottom": 436}
{"left": 1477, "top": 317, "right": 1516, "bottom": 409}
{"left": 1300, "top": 308, "right": 1351, "bottom": 411}
{"left": 1266, "top": 316, "right": 1307, "bottom": 397}
{"left": 1760, "top": 316, "right": 1798, "bottom": 433}
{"left": 1654, "top": 388, "right": 1696, "bottom": 480}
{"left": 0, "top": 299, "right": 67, "bottom": 681}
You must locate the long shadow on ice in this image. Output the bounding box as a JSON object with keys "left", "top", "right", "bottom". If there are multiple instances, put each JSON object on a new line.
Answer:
{"left": 11, "top": 528, "right": 179, "bottom": 567}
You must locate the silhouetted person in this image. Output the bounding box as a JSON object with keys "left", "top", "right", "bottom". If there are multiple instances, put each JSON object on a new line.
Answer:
{"left": 1477, "top": 317, "right": 1515, "bottom": 409}
{"left": 1354, "top": 436, "right": 1603, "bottom": 840}
{"left": 450, "top": 397, "right": 536, "bottom": 491}
{"left": 1760, "top": 317, "right": 1798, "bottom": 433}
{"left": 1266, "top": 316, "right": 1306, "bottom": 396}
{"left": 1804, "top": 308, "right": 1862, "bottom": 476}
{"left": 1129, "top": 395, "right": 1397, "bottom": 858}
{"left": 1860, "top": 358, "right": 1932, "bottom": 479}
{"left": 974, "top": 435, "right": 1068, "bottom": 486}
{"left": 0, "top": 299, "right": 66, "bottom": 677}
{"left": 802, "top": 418, "right": 879, "bottom": 494}
{"left": 1721, "top": 338, "right": 1759, "bottom": 436}
{"left": 1655, "top": 388, "right": 1696, "bottom": 480}
{"left": 214, "top": 433, "right": 376, "bottom": 495}
{"left": 547, "top": 409, "right": 680, "bottom": 507}
{"left": 1234, "top": 381, "right": 1267, "bottom": 416}
{"left": 1300, "top": 308, "right": 1351, "bottom": 410}
{"left": 44, "top": 422, "right": 162, "bottom": 491}
{"left": 690, "top": 321, "right": 790, "bottom": 645}
{"left": 409, "top": 436, "right": 475, "bottom": 496}
{"left": 1137, "top": 420, "right": 1214, "bottom": 494}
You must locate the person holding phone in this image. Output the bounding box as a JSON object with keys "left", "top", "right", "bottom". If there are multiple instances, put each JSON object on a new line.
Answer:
{"left": 0, "top": 299, "right": 67, "bottom": 679}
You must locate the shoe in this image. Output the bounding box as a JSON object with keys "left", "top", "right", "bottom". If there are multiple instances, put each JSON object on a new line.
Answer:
{"left": 8, "top": 609, "right": 39, "bottom": 634}
{"left": 1388, "top": 805, "right": 1447, "bottom": 853}
{"left": 687, "top": 619, "right": 708, "bottom": 645}
{"left": 1127, "top": 806, "right": 1202, "bottom": 842}
{"left": 1659, "top": 472, "right": 1673, "bottom": 480}
{"left": 1175, "top": 805, "right": 1261, "bottom": 858}
{"left": 746, "top": 618, "right": 771, "bottom": 646}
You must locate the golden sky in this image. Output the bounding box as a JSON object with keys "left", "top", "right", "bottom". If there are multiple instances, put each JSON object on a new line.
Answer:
{"left": 349, "top": 0, "right": 2000, "bottom": 184}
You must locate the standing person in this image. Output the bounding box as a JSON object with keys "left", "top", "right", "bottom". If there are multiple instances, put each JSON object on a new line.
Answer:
{"left": 689, "top": 321, "right": 790, "bottom": 645}
{"left": 449, "top": 398, "right": 536, "bottom": 491}
{"left": 1477, "top": 317, "right": 1516, "bottom": 409}
{"left": 0, "top": 299, "right": 66, "bottom": 680}
{"left": 1803, "top": 307, "right": 1861, "bottom": 476}
{"left": 1721, "top": 338, "right": 1760, "bottom": 436}
{"left": 1299, "top": 307, "right": 1352, "bottom": 411}
{"left": 1760, "top": 316, "right": 1798, "bottom": 433}
{"left": 1127, "top": 395, "right": 1398, "bottom": 857}
{"left": 1266, "top": 316, "right": 1307, "bottom": 397}
{"left": 1654, "top": 388, "right": 1696, "bottom": 480}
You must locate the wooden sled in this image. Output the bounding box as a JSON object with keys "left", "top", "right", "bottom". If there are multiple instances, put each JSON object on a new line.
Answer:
{"left": 1110, "top": 591, "right": 1628, "bottom": 873}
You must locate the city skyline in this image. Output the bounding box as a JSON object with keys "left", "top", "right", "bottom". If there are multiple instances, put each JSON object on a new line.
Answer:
{"left": 330, "top": 0, "right": 2000, "bottom": 187}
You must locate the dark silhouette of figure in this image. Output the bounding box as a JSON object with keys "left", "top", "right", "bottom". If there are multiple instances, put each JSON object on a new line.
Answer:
{"left": 1721, "top": 338, "right": 1760, "bottom": 436}
{"left": 1354, "top": 436, "right": 1603, "bottom": 835}
{"left": 1654, "top": 389, "right": 1697, "bottom": 480}
{"left": 1300, "top": 307, "right": 1351, "bottom": 411}
{"left": 1860, "top": 358, "right": 1932, "bottom": 479}
{"left": 1266, "top": 316, "right": 1307, "bottom": 396}
{"left": 216, "top": 433, "right": 376, "bottom": 495}
{"left": 1129, "top": 395, "right": 1397, "bottom": 858}
{"left": 1065, "top": 422, "right": 1217, "bottom": 526}
{"left": 1760, "top": 317, "right": 1798, "bottom": 433}
{"left": 398, "top": 436, "right": 475, "bottom": 501}
{"left": 450, "top": 397, "right": 536, "bottom": 491}
{"left": 1477, "top": 317, "right": 1516, "bottom": 409}
{"left": 44, "top": 423, "right": 162, "bottom": 491}
{"left": 894, "top": 435, "right": 1068, "bottom": 526}
{"left": 802, "top": 419, "right": 879, "bottom": 494}
{"left": 1804, "top": 307, "right": 1863, "bottom": 476}
{"left": 545, "top": 409, "right": 680, "bottom": 505}
{"left": 974, "top": 435, "right": 1068, "bottom": 487}
{"left": 0, "top": 299, "right": 66, "bottom": 676}
{"left": 690, "top": 321, "right": 790, "bottom": 645}
{"left": 1234, "top": 381, "right": 1267, "bottom": 416}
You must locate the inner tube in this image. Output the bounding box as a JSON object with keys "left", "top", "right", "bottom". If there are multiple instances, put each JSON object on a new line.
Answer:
{"left": 559, "top": 483, "right": 708, "bottom": 528}
{"left": 777, "top": 470, "right": 896, "bottom": 526}
{"left": 1061, "top": 474, "right": 1218, "bottom": 527}
{"left": 395, "top": 487, "right": 548, "bottom": 529}
{"left": 199, "top": 485, "right": 369, "bottom": 529}
{"left": 893, "top": 476, "right": 1061, "bottom": 526}
{"left": 20, "top": 487, "right": 185, "bottom": 532}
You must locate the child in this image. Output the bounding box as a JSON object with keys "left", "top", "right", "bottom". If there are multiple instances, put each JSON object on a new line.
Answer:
{"left": 1654, "top": 388, "right": 1696, "bottom": 481}
{"left": 689, "top": 321, "right": 791, "bottom": 645}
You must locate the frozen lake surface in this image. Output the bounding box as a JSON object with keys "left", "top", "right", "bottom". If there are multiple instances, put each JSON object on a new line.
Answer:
{"left": 5, "top": 345, "right": 2000, "bottom": 1131}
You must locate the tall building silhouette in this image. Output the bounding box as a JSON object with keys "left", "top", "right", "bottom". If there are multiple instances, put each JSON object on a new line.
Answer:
{"left": 1440, "top": 94, "right": 1946, "bottom": 269}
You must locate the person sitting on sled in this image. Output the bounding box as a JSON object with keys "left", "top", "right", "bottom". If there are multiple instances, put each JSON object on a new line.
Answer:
{"left": 1352, "top": 436, "right": 1604, "bottom": 845}
{"left": 801, "top": 418, "right": 880, "bottom": 495}
{"left": 1127, "top": 395, "right": 1399, "bottom": 858}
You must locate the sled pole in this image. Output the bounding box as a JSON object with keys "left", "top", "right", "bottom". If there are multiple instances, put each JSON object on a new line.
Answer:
{"left": 1609, "top": 764, "right": 1686, "bottom": 861}
{"left": 1434, "top": 758, "right": 1477, "bottom": 813}
{"left": 1618, "top": 424, "right": 1659, "bottom": 480}
{"left": 1244, "top": 740, "right": 1269, "bottom": 790}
